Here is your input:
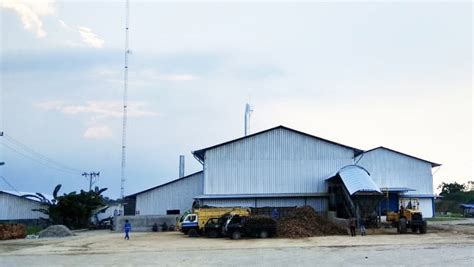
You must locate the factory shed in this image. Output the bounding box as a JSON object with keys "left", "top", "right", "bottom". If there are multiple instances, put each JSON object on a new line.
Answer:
{"left": 125, "top": 125, "right": 440, "bottom": 221}
{"left": 356, "top": 147, "right": 440, "bottom": 218}
{"left": 127, "top": 171, "right": 203, "bottom": 216}
{"left": 0, "top": 190, "right": 50, "bottom": 225}
{"left": 193, "top": 126, "right": 363, "bottom": 212}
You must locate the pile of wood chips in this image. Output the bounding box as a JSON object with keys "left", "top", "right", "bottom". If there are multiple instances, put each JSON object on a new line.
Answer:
{"left": 0, "top": 224, "right": 27, "bottom": 240}
{"left": 276, "top": 206, "right": 347, "bottom": 238}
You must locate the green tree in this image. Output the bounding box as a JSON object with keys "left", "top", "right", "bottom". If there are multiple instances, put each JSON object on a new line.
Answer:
{"left": 23, "top": 185, "right": 107, "bottom": 229}
{"left": 437, "top": 182, "right": 466, "bottom": 196}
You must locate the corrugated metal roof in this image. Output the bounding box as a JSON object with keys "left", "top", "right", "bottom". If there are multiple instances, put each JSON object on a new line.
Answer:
{"left": 363, "top": 146, "right": 441, "bottom": 167}
{"left": 126, "top": 171, "right": 203, "bottom": 197}
{"left": 0, "top": 190, "right": 54, "bottom": 202}
{"left": 194, "top": 193, "right": 328, "bottom": 199}
{"left": 327, "top": 165, "right": 381, "bottom": 195}
{"left": 380, "top": 187, "right": 416, "bottom": 192}
{"left": 192, "top": 125, "right": 364, "bottom": 161}
{"left": 401, "top": 194, "right": 437, "bottom": 198}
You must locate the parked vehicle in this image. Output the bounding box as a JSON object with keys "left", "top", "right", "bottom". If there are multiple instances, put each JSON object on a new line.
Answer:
{"left": 203, "top": 217, "right": 229, "bottom": 238}
{"left": 223, "top": 215, "right": 276, "bottom": 240}
{"left": 386, "top": 208, "right": 427, "bottom": 234}
{"left": 180, "top": 207, "right": 250, "bottom": 237}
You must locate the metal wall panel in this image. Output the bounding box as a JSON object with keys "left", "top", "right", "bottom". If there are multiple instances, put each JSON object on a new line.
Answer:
{"left": 202, "top": 198, "right": 255, "bottom": 207}
{"left": 204, "top": 127, "right": 355, "bottom": 195}
{"left": 256, "top": 198, "right": 305, "bottom": 207}
{"left": 202, "top": 197, "right": 328, "bottom": 212}
{"left": 136, "top": 172, "right": 203, "bottom": 215}
{"left": 357, "top": 148, "right": 434, "bottom": 194}
{"left": 305, "top": 198, "right": 328, "bottom": 212}
{"left": 0, "top": 193, "right": 48, "bottom": 220}
{"left": 418, "top": 198, "right": 434, "bottom": 218}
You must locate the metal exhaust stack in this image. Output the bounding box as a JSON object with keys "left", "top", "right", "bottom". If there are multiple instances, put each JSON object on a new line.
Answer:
{"left": 179, "top": 155, "right": 185, "bottom": 178}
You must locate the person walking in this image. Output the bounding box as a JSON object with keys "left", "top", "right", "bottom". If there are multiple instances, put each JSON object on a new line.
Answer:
{"left": 349, "top": 217, "right": 356, "bottom": 237}
{"left": 359, "top": 217, "right": 366, "bottom": 236}
{"left": 124, "top": 220, "right": 132, "bottom": 240}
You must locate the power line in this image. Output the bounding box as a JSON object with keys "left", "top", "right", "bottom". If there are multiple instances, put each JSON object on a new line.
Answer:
{"left": 0, "top": 141, "right": 81, "bottom": 176}
{"left": 0, "top": 175, "right": 20, "bottom": 193}
{"left": 2, "top": 134, "right": 83, "bottom": 173}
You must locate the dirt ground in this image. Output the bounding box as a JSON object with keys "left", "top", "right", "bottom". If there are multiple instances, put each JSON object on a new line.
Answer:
{"left": 0, "top": 219, "right": 473, "bottom": 266}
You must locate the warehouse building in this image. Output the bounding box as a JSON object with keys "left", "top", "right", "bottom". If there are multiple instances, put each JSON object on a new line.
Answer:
{"left": 127, "top": 171, "right": 203, "bottom": 216}
{"left": 0, "top": 190, "right": 50, "bottom": 225}
{"left": 128, "top": 125, "right": 439, "bottom": 218}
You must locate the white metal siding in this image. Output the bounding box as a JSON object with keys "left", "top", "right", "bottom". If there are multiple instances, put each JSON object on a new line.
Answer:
{"left": 202, "top": 197, "right": 327, "bottom": 212}
{"left": 204, "top": 128, "right": 355, "bottom": 195}
{"left": 357, "top": 148, "right": 434, "bottom": 194}
{"left": 418, "top": 198, "right": 433, "bottom": 218}
{"left": 136, "top": 172, "right": 203, "bottom": 215}
{"left": 202, "top": 198, "right": 256, "bottom": 207}
{"left": 256, "top": 198, "right": 305, "bottom": 207}
{"left": 0, "top": 193, "right": 48, "bottom": 220}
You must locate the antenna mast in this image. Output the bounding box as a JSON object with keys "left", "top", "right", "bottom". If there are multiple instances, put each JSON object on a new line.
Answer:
{"left": 120, "top": 0, "right": 130, "bottom": 200}
{"left": 244, "top": 103, "right": 253, "bottom": 136}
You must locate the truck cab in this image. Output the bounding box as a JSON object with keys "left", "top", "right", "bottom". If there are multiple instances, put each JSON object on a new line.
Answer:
{"left": 180, "top": 214, "right": 198, "bottom": 235}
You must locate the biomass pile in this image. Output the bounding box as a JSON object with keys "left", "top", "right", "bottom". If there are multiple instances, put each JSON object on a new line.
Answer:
{"left": 0, "top": 224, "right": 26, "bottom": 240}
{"left": 38, "top": 225, "right": 74, "bottom": 238}
{"left": 276, "top": 206, "right": 347, "bottom": 238}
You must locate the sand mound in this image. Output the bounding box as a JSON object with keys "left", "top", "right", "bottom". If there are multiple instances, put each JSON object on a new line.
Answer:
{"left": 39, "top": 225, "right": 74, "bottom": 238}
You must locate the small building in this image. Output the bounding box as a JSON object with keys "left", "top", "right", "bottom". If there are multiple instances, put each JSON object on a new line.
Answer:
{"left": 126, "top": 171, "right": 203, "bottom": 216}
{"left": 460, "top": 204, "right": 474, "bottom": 217}
{"left": 0, "top": 190, "right": 51, "bottom": 225}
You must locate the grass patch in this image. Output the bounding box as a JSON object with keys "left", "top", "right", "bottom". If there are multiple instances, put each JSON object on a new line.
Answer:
{"left": 26, "top": 226, "right": 43, "bottom": 235}
{"left": 427, "top": 216, "right": 465, "bottom": 222}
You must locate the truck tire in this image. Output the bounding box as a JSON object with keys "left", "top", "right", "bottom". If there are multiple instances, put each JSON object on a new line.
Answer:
{"left": 208, "top": 230, "right": 218, "bottom": 238}
{"left": 188, "top": 229, "right": 199, "bottom": 237}
{"left": 399, "top": 218, "right": 407, "bottom": 234}
{"left": 231, "top": 231, "right": 241, "bottom": 240}
{"left": 420, "top": 224, "right": 427, "bottom": 234}
{"left": 259, "top": 230, "right": 269, "bottom": 238}
{"left": 411, "top": 226, "right": 418, "bottom": 233}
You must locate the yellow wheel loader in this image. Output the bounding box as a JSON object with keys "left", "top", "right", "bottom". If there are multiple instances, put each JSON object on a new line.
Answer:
{"left": 386, "top": 208, "right": 427, "bottom": 234}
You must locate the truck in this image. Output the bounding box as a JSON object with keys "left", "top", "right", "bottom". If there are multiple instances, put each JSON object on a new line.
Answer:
{"left": 180, "top": 207, "right": 251, "bottom": 237}
{"left": 202, "top": 216, "right": 229, "bottom": 238}
{"left": 223, "top": 214, "right": 277, "bottom": 240}
{"left": 386, "top": 207, "right": 427, "bottom": 234}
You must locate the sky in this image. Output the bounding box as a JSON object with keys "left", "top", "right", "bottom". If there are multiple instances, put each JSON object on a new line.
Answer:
{"left": 0, "top": 0, "right": 472, "bottom": 198}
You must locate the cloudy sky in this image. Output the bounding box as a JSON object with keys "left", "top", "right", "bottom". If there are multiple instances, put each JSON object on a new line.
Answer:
{"left": 0, "top": 1, "right": 472, "bottom": 198}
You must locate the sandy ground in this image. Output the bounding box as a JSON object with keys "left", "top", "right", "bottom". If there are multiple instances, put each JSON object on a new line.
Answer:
{"left": 0, "top": 219, "right": 473, "bottom": 266}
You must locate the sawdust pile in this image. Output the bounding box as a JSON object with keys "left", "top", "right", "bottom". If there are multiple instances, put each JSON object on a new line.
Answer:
{"left": 276, "top": 206, "right": 347, "bottom": 238}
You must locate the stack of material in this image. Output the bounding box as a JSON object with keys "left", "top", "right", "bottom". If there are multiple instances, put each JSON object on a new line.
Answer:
{"left": 276, "top": 206, "right": 347, "bottom": 238}
{"left": 0, "top": 224, "right": 27, "bottom": 240}
{"left": 38, "top": 225, "right": 74, "bottom": 238}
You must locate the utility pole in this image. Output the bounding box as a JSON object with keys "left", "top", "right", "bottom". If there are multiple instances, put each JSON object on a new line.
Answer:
{"left": 82, "top": 172, "right": 100, "bottom": 191}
